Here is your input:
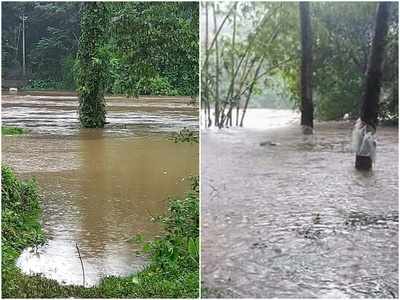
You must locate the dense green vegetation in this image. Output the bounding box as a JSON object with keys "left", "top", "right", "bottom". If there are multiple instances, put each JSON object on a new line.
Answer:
{"left": 202, "top": 2, "right": 398, "bottom": 125}
{"left": 2, "top": 166, "right": 199, "bottom": 298}
{"left": 2, "top": 2, "right": 199, "bottom": 97}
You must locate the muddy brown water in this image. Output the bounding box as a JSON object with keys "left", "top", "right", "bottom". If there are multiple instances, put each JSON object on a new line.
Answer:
{"left": 2, "top": 92, "right": 198, "bottom": 286}
{"left": 202, "top": 109, "right": 398, "bottom": 298}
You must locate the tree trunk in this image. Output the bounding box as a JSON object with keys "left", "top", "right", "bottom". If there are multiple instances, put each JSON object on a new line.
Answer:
{"left": 78, "top": 2, "right": 107, "bottom": 128}
{"left": 240, "top": 59, "right": 264, "bottom": 127}
{"left": 212, "top": 3, "right": 220, "bottom": 127}
{"left": 204, "top": 2, "right": 212, "bottom": 127}
{"left": 299, "top": 2, "right": 314, "bottom": 131}
{"left": 356, "top": 2, "right": 391, "bottom": 170}
{"left": 360, "top": 2, "right": 391, "bottom": 128}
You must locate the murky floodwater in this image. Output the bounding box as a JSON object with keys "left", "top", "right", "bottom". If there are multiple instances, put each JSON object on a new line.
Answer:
{"left": 202, "top": 109, "right": 398, "bottom": 298}
{"left": 2, "top": 92, "right": 198, "bottom": 286}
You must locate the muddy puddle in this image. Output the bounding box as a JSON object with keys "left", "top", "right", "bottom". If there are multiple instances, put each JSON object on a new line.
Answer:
{"left": 201, "top": 109, "right": 398, "bottom": 298}
{"left": 2, "top": 92, "right": 198, "bottom": 286}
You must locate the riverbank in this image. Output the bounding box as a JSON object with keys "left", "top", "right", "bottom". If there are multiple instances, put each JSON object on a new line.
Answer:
{"left": 2, "top": 165, "right": 199, "bottom": 298}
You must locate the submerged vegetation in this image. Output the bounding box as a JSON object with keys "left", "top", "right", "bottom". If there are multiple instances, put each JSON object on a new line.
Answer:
{"left": 171, "top": 128, "right": 199, "bottom": 144}
{"left": 2, "top": 166, "right": 199, "bottom": 298}
{"left": 2, "top": 126, "right": 25, "bottom": 135}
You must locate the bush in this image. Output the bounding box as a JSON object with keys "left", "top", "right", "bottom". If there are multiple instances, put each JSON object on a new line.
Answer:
{"left": 2, "top": 166, "right": 45, "bottom": 297}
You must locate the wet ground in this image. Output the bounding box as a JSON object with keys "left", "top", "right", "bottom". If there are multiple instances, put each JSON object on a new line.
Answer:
{"left": 201, "top": 109, "right": 398, "bottom": 298}
{"left": 2, "top": 92, "right": 198, "bottom": 286}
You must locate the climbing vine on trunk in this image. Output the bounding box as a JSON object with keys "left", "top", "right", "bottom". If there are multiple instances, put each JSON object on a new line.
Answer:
{"left": 77, "top": 2, "right": 108, "bottom": 128}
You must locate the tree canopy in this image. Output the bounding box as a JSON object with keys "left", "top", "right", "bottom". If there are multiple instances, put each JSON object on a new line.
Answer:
{"left": 2, "top": 2, "right": 199, "bottom": 97}
{"left": 201, "top": 2, "right": 398, "bottom": 126}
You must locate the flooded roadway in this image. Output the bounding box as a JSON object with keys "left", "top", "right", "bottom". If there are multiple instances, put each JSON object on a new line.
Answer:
{"left": 201, "top": 109, "right": 398, "bottom": 298}
{"left": 2, "top": 92, "right": 198, "bottom": 286}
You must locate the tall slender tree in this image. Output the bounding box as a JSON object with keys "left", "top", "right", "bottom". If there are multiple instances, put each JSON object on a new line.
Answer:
{"left": 299, "top": 2, "right": 314, "bottom": 133}
{"left": 355, "top": 2, "right": 391, "bottom": 170}
{"left": 77, "top": 2, "right": 108, "bottom": 128}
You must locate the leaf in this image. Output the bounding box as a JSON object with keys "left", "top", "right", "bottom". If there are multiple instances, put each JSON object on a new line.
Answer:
{"left": 131, "top": 276, "right": 139, "bottom": 284}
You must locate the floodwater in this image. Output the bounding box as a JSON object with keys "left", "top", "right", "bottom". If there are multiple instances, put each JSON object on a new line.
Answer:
{"left": 2, "top": 92, "right": 198, "bottom": 286}
{"left": 202, "top": 109, "right": 398, "bottom": 298}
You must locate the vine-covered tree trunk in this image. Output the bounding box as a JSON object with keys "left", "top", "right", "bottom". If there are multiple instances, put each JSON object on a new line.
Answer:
{"left": 77, "top": 2, "right": 107, "bottom": 128}
{"left": 356, "top": 2, "right": 391, "bottom": 170}
{"left": 299, "top": 2, "right": 314, "bottom": 132}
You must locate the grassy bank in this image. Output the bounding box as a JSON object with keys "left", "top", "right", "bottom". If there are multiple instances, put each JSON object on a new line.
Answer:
{"left": 2, "top": 126, "right": 25, "bottom": 135}
{"left": 2, "top": 166, "right": 199, "bottom": 298}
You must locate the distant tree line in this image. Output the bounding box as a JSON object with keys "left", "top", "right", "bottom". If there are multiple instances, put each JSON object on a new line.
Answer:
{"left": 201, "top": 2, "right": 398, "bottom": 126}
{"left": 1, "top": 2, "right": 199, "bottom": 97}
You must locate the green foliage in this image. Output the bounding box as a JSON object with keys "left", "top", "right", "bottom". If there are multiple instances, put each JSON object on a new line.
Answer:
{"left": 204, "top": 2, "right": 398, "bottom": 123}
{"left": 23, "top": 79, "right": 64, "bottom": 90}
{"left": 2, "top": 2, "right": 80, "bottom": 82}
{"left": 311, "top": 2, "right": 398, "bottom": 121}
{"left": 202, "top": 2, "right": 299, "bottom": 126}
{"left": 2, "top": 126, "right": 25, "bottom": 135}
{"left": 2, "top": 165, "right": 45, "bottom": 297}
{"left": 2, "top": 2, "right": 198, "bottom": 97}
{"left": 77, "top": 2, "right": 108, "bottom": 128}
{"left": 146, "top": 77, "right": 179, "bottom": 96}
{"left": 2, "top": 166, "right": 199, "bottom": 298}
{"left": 110, "top": 2, "right": 199, "bottom": 97}
{"left": 171, "top": 128, "right": 199, "bottom": 144}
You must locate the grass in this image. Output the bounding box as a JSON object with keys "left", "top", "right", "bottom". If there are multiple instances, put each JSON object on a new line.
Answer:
{"left": 2, "top": 126, "right": 25, "bottom": 135}
{"left": 2, "top": 165, "right": 199, "bottom": 298}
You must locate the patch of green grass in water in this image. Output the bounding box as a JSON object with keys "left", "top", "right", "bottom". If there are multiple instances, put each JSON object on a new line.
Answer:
{"left": 171, "top": 127, "right": 199, "bottom": 144}
{"left": 2, "top": 165, "right": 199, "bottom": 298}
{"left": 2, "top": 126, "right": 25, "bottom": 135}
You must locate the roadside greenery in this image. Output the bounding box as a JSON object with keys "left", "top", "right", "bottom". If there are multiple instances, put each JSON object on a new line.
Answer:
{"left": 2, "top": 165, "right": 199, "bottom": 298}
